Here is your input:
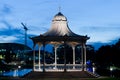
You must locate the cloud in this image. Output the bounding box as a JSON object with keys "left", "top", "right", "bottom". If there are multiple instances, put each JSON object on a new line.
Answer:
{"left": 0, "top": 20, "right": 24, "bottom": 43}
{"left": 2, "top": 4, "right": 12, "bottom": 14}
{"left": 0, "top": 22, "right": 8, "bottom": 30}
{"left": 0, "top": 30, "right": 24, "bottom": 43}
{"left": 28, "top": 25, "right": 49, "bottom": 35}
{"left": 0, "top": 4, "right": 12, "bottom": 16}
{"left": 0, "top": 35, "right": 18, "bottom": 43}
{"left": 79, "top": 26, "right": 120, "bottom": 32}
{"left": 0, "top": 4, "right": 13, "bottom": 30}
{"left": 0, "top": 20, "right": 23, "bottom": 35}
{"left": 79, "top": 26, "right": 120, "bottom": 43}
{"left": 0, "top": 20, "right": 12, "bottom": 29}
{"left": 72, "top": 25, "right": 120, "bottom": 43}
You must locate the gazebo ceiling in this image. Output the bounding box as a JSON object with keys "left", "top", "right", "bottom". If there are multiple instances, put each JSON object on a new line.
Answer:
{"left": 31, "top": 12, "right": 89, "bottom": 44}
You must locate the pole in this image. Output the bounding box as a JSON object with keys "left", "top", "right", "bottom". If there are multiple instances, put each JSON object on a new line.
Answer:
{"left": 25, "top": 29, "right": 27, "bottom": 46}
{"left": 21, "top": 22, "right": 28, "bottom": 46}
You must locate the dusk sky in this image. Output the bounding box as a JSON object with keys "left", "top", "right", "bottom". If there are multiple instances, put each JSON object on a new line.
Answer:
{"left": 0, "top": 0, "right": 120, "bottom": 49}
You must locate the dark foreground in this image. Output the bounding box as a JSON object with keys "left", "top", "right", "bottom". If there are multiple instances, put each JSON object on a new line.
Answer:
{"left": 0, "top": 71, "right": 119, "bottom": 80}
{"left": 0, "top": 77, "right": 119, "bottom": 80}
{"left": 24, "top": 71, "right": 98, "bottom": 78}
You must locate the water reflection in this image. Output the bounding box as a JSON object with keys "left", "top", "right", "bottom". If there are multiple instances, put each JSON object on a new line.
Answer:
{"left": 13, "top": 69, "right": 18, "bottom": 77}
{"left": 1, "top": 69, "right": 32, "bottom": 77}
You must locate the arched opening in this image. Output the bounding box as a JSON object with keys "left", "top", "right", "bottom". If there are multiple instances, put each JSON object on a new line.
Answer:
{"left": 57, "top": 44, "right": 73, "bottom": 64}
{"left": 75, "top": 45, "right": 82, "bottom": 64}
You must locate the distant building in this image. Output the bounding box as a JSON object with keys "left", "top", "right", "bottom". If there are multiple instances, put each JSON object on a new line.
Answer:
{"left": 0, "top": 43, "right": 32, "bottom": 63}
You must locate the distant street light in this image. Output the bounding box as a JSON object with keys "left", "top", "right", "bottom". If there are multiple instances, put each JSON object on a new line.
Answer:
{"left": 110, "top": 66, "right": 113, "bottom": 77}
{"left": 18, "top": 65, "right": 21, "bottom": 69}
{"left": 92, "top": 63, "right": 96, "bottom": 74}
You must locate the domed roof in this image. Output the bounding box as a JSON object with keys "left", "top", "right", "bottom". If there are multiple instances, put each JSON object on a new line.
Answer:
{"left": 43, "top": 12, "right": 80, "bottom": 37}
{"left": 52, "top": 12, "right": 67, "bottom": 21}
{"left": 31, "top": 12, "right": 90, "bottom": 43}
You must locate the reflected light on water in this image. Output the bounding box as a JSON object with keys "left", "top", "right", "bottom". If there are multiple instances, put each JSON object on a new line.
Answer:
{"left": 2, "top": 69, "right": 32, "bottom": 77}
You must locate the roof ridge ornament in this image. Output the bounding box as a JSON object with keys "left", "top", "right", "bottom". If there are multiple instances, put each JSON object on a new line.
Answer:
{"left": 58, "top": 0, "right": 61, "bottom": 12}
{"left": 59, "top": 6, "right": 61, "bottom": 12}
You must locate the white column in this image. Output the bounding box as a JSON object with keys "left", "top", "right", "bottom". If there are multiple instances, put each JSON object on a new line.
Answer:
{"left": 54, "top": 46, "right": 58, "bottom": 69}
{"left": 83, "top": 44, "right": 87, "bottom": 71}
{"left": 72, "top": 46, "right": 75, "bottom": 69}
{"left": 38, "top": 45, "right": 41, "bottom": 70}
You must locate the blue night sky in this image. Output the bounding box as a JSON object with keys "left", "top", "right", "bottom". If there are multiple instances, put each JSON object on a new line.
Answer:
{"left": 0, "top": 0, "right": 120, "bottom": 49}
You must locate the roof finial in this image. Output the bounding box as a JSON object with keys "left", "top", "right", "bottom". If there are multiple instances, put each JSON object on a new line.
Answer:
{"left": 58, "top": 0, "right": 61, "bottom": 12}
{"left": 59, "top": 6, "right": 61, "bottom": 12}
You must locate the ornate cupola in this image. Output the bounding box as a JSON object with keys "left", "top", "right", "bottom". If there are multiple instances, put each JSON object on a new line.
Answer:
{"left": 43, "top": 12, "right": 79, "bottom": 36}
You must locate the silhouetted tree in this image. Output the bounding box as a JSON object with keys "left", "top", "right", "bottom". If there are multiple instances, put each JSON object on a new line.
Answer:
{"left": 96, "top": 45, "right": 112, "bottom": 67}
{"left": 86, "top": 45, "right": 95, "bottom": 62}
{"left": 95, "top": 39, "right": 120, "bottom": 76}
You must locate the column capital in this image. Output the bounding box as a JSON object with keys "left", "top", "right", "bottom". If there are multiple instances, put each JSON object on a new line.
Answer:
{"left": 72, "top": 45, "right": 75, "bottom": 49}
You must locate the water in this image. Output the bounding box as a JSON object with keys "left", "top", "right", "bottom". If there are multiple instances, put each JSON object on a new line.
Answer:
{"left": 1, "top": 69, "right": 32, "bottom": 77}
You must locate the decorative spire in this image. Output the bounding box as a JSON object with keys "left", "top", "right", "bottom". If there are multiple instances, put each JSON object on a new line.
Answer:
{"left": 58, "top": 0, "right": 61, "bottom": 12}
{"left": 58, "top": 6, "right": 61, "bottom": 12}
